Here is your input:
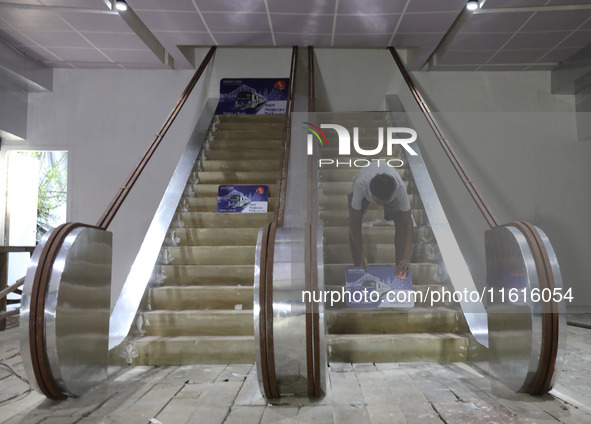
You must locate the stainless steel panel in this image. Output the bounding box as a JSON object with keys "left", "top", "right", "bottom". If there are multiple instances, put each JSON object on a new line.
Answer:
{"left": 384, "top": 102, "right": 489, "bottom": 348}
{"left": 485, "top": 225, "right": 542, "bottom": 392}
{"left": 50, "top": 227, "right": 112, "bottom": 396}
{"left": 253, "top": 227, "right": 264, "bottom": 392}
{"left": 20, "top": 230, "right": 52, "bottom": 395}
{"left": 315, "top": 224, "right": 328, "bottom": 395}
{"left": 535, "top": 226, "right": 567, "bottom": 390}
{"left": 20, "top": 226, "right": 112, "bottom": 397}
{"left": 109, "top": 98, "right": 217, "bottom": 350}
{"left": 273, "top": 227, "right": 308, "bottom": 397}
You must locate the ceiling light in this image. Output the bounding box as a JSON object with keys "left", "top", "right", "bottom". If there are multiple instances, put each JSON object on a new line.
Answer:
{"left": 115, "top": 0, "right": 128, "bottom": 11}
{"left": 467, "top": 0, "right": 479, "bottom": 11}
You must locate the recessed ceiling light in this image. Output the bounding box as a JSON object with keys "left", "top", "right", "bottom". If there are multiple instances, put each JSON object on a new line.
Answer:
{"left": 467, "top": 0, "right": 479, "bottom": 11}
{"left": 115, "top": 0, "right": 128, "bottom": 12}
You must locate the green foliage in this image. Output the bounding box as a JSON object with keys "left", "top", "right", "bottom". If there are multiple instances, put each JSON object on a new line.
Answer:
{"left": 19, "top": 151, "right": 67, "bottom": 239}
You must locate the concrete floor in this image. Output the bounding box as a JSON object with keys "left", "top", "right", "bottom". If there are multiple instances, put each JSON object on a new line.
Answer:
{"left": 1, "top": 315, "right": 591, "bottom": 424}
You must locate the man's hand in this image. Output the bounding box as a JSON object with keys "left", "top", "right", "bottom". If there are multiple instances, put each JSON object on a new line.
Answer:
{"left": 396, "top": 258, "right": 411, "bottom": 277}
{"left": 360, "top": 253, "right": 368, "bottom": 271}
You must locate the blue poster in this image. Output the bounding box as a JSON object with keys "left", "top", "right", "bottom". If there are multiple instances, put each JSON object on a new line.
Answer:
{"left": 217, "top": 185, "right": 269, "bottom": 213}
{"left": 345, "top": 266, "right": 414, "bottom": 308}
{"left": 214, "top": 78, "right": 289, "bottom": 115}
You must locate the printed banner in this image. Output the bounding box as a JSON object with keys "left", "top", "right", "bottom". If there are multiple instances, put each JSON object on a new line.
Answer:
{"left": 217, "top": 185, "right": 269, "bottom": 213}
{"left": 345, "top": 266, "right": 414, "bottom": 308}
{"left": 214, "top": 78, "right": 289, "bottom": 115}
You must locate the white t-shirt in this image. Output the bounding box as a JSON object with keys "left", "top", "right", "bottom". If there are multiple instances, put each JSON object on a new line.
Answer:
{"left": 350, "top": 163, "right": 410, "bottom": 212}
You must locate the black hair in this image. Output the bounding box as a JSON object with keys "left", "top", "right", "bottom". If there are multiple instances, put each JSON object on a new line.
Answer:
{"left": 369, "top": 173, "right": 396, "bottom": 201}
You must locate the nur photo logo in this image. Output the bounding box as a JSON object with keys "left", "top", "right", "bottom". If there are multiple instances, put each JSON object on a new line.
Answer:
{"left": 304, "top": 122, "right": 418, "bottom": 168}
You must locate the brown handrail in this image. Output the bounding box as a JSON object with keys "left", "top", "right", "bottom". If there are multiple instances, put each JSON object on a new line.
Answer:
{"left": 96, "top": 46, "right": 217, "bottom": 230}
{"left": 273, "top": 46, "right": 298, "bottom": 227}
{"left": 388, "top": 47, "right": 500, "bottom": 229}
{"left": 388, "top": 46, "right": 559, "bottom": 395}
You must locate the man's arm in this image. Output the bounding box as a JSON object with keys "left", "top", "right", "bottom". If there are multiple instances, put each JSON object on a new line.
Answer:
{"left": 392, "top": 210, "right": 413, "bottom": 275}
{"left": 349, "top": 207, "right": 367, "bottom": 270}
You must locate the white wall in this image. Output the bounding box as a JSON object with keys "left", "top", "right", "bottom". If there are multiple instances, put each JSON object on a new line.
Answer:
{"left": 312, "top": 48, "right": 589, "bottom": 308}
{"left": 408, "top": 72, "right": 590, "bottom": 309}
{"left": 23, "top": 68, "right": 207, "bottom": 308}
{"left": 0, "top": 84, "right": 27, "bottom": 140}
{"left": 18, "top": 47, "right": 293, "bottom": 308}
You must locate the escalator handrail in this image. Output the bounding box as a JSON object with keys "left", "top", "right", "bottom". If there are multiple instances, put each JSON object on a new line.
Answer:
{"left": 258, "top": 46, "right": 298, "bottom": 400}
{"left": 96, "top": 46, "right": 217, "bottom": 230}
{"left": 388, "top": 46, "right": 500, "bottom": 229}
{"left": 389, "top": 46, "right": 562, "bottom": 395}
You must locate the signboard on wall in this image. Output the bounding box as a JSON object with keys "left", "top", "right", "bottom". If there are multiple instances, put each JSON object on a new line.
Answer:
{"left": 214, "top": 78, "right": 289, "bottom": 115}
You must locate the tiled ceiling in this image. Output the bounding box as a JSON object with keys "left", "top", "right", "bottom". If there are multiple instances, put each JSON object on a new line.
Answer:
{"left": 0, "top": 0, "right": 589, "bottom": 70}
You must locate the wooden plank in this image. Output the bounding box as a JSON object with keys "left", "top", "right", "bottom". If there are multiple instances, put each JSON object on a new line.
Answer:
{"left": 356, "top": 369, "right": 413, "bottom": 424}
{"left": 224, "top": 406, "right": 266, "bottom": 424}
{"left": 88, "top": 367, "right": 176, "bottom": 418}
{"left": 183, "top": 381, "right": 243, "bottom": 424}
{"left": 0, "top": 391, "right": 45, "bottom": 422}
{"left": 326, "top": 370, "right": 365, "bottom": 406}
{"left": 214, "top": 364, "right": 252, "bottom": 383}
{"left": 380, "top": 368, "right": 442, "bottom": 424}
{"left": 297, "top": 405, "right": 335, "bottom": 424}
{"left": 366, "top": 404, "right": 407, "bottom": 424}
{"left": 260, "top": 405, "right": 299, "bottom": 424}
{"left": 233, "top": 366, "right": 266, "bottom": 406}
{"left": 430, "top": 401, "right": 485, "bottom": 424}
{"left": 109, "top": 382, "right": 186, "bottom": 423}
{"left": 164, "top": 364, "right": 227, "bottom": 384}
{"left": 153, "top": 398, "right": 201, "bottom": 424}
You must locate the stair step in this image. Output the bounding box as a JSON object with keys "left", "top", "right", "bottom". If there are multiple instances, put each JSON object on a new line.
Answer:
{"left": 195, "top": 171, "right": 278, "bottom": 185}
{"left": 213, "top": 121, "right": 284, "bottom": 131}
{"left": 320, "top": 209, "right": 429, "bottom": 227}
{"left": 193, "top": 183, "right": 277, "bottom": 197}
{"left": 160, "top": 246, "right": 256, "bottom": 265}
{"left": 156, "top": 264, "right": 254, "bottom": 286}
{"left": 173, "top": 212, "right": 273, "bottom": 228}
{"left": 325, "top": 284, "right": 452, "bottom": 308}
{"left": 185, "top": 197, "right": 275, "bottom": 212}
{"left": 124, "top": 335, "right": 255, "bottom": 365}
{"left": 201, "top": 160, "right": 280, "bottom": 172}
{"left": 326, "top": 308, "right": 459, "bottom": 334}
{"left": 324, "top": 263, "right": 444, "bottom": 286}
{"left": 216, "top": 114, "right": 285, "bottom": 124}
{"left": 152, "top": 286, "right": 253, "bottom": 310}
{"left": 320, "top": 193, "right": 422, "bottom": 210}
{"left": 323, "top": 226, "right": 435, "bottom": 245}
{"left": 143, "top": 310, "right": 253, "bottom": 336}
{"left": 319, "top": 167, "right": 409, "bottom": 182}
{"left": 168, "top": 228, "right": 260, "bottom": 246}
{"left": 202, "top": 150, "right": 281, "bottom": 161}
{"left": 211, "top": 131, "right": 282, "bottom": 141}
{"left": 328, "top": 333, "right": 468, "bottom": 363}
{"left": 207, "top": 139, "right": 282, "bottom": 150}
{"left": 323, "top": 243, "right": 439, "bottom": 264}
{"left": 318, "top": 181, "right": 414, "bottom": 195}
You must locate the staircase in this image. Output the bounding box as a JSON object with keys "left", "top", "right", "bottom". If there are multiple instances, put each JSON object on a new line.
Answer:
{"left": 317, "top": 112, "right": 477, "bottom": 363}
{"left": 117, "top": 114, "right": 284, "bottom": 365}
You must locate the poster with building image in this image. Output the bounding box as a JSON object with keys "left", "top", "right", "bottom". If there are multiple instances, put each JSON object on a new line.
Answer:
{"left": 214, "top": 78, "right": 290, "bottom": 115}
{"left": 346, "top": 266, "right": 414, "bottom": 308}
{"left": 217, "top": 185, "right": 269, "bottom": 213}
